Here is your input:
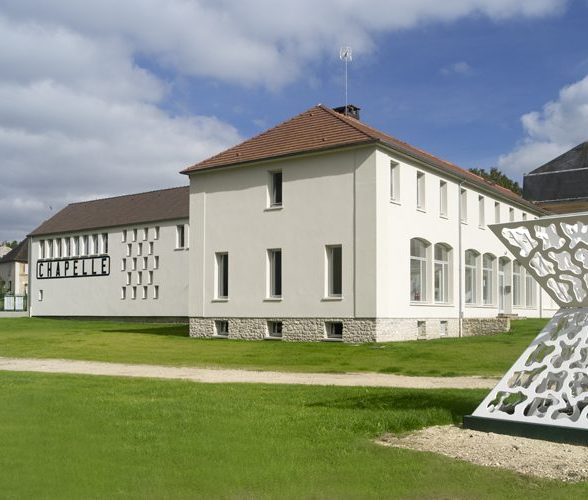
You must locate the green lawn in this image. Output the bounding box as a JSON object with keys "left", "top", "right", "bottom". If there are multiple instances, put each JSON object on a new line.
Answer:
{"left": 0, "top": 317, "right": 548, "bottom": 377}
{"left": 0, "top": 371, "right": 584, "bottom": 499}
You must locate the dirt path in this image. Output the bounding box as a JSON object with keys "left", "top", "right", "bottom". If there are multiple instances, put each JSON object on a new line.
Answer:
{"left": 0, "top": 356, "right": 498, "bottom": 389}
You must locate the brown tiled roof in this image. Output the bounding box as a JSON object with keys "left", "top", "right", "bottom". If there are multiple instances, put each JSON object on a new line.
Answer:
{"left": 182, "top": 105, "right": 543, "bottom": 213}
{"left": 0, "top": 239, "right": 28, "bottom": 263}
{"left": 29, "top": 186, "right": 189, "bottom": 237}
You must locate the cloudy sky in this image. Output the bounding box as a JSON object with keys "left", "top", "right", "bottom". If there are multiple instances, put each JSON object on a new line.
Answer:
{"left": 1, "top": 0, "right": 588, "bottom": 241}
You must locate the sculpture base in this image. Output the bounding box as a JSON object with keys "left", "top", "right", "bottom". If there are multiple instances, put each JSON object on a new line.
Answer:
{"left": 463, "top": 415, "right": 588, "bottom": 446}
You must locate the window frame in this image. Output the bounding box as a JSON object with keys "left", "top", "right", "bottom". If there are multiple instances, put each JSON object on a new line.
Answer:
{"left": 326, "top": 245, "right": 342, "bottom": 298}
{"left": 215, "top": 252, "right": 229, "bottom": 299}
{"left": 268, "top": 170, "right": 283, "bottom": 208}
{"left": 267, "top": 248, "right": 282, "bottom": 298}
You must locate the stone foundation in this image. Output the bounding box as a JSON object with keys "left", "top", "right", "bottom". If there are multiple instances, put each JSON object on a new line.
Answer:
{"left": 189, "top": 316, "right": 509, "bottom": 343}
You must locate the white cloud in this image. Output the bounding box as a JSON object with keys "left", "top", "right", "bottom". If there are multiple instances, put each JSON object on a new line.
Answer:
{"left": 0, "top": 0, "right": 567, "bottom": 89}
{"left": 498, "top": 74, "right": 588, "bottom": 178}
{"left": 0, "top": 0, "right": 568, "bottom": 240}
{"left": 441, "top": 61, "right": 473, "bottom": 76}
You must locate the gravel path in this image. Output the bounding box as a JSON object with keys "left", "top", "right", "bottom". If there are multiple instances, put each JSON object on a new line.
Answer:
{"left": 0, "top": 357, "right": 498, "bottom": 389}
{"left": 377, "top": 425, "right": 588, "bottom": 482}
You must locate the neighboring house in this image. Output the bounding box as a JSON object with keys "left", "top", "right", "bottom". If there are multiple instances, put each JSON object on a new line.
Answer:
{"left": 523, "top": 141, "right": 588, "bottom": 214}
{"left": 181, "top": 104, "right": 557, "bottom": 342}
{"left": 0, "top": 245, "right": 11, "bottom": 258}
{"left": 0, "top": 239, "right": 29, "bottom": 295}
{"left": 28, "top": 187, "right": 189, "bottom": 319}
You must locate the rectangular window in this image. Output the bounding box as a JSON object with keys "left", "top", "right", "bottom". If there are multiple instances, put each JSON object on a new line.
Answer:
{"left": 216, "top": 252, "right": 229, "bottom": 299}
{"left": 268, "top": 249, "right": 282, "bottom": 298}
{"left": 122, "top": 229, "right": 127, "bottom": 243}
{"left": 390, "top": 161, "right": 400, "bottom": 202}
{"left": 73, "top": 237, "right": 79, "bottom": 257}
{"left": 64, "top": 238, "right": 70, "bottom": 258}
{"left": 81, "top": 235, "right": 88, "bottom": 256}
{"left": 269, "top": 171, "right": 283, "bottom": 207}
{"left": 215, "top": 320, "right": 229, "bottom": 337}
{"left": 121, "top": 258, "right": 126, "bottom": 271}
{"left": 38, "top": 290, "right": 43, "bottom": 301}
{"left": 495, "top": 202, "right": 500, "bottom": 223}
{"left": 416, "top": 171, "right": 425, "bottom": 210}
{"left": 439, "top": 181, "right": 448, "bottom": 217}
{"left": 132, "top": 229, "right": 137, "bottom": 242}
{"left": 121, "top": 287, "right": 126, "bottom": 300}
{"left": 417, "top": 321, "right": 427, "bottom": 339}
{"left": 326, "top": 245, "right": 342, "bottom": 297}
{"left": 131, "top": 286, "right": 137, "bottom": 300}
{"left": 509, "top": 207, "right": 515, "bottom": 222}
{"left": 142, "top": 286, "right": 147, "bottom": 299}
{"left": 440, "top": 320, "right": 448, "bottom": 337}
{"left": 143, "top": 257, "right": 148, "bottom": 270}
{"left": 101, "top": 233, "right": 108, "bottom": 254}
{"left": 154, "top": 256, "right": 159, "bottom": 269}
{"left": 460, "top": 188, "right": 468, "bottom": 223}
{"left": 137, "top": 271, "right": 142, "bottom": 285}
{"left": 56, "top": 238, "right": 62, "bottom": 258}
{"left": 148, "top": 242, "right": 154, "bottom": 255}
{"left": 39, "top": 240, "right": 45, "bottom": 259}
{"left": 126, "top": 272, "right": 131, "bottom": 285}
{"left": 143, "top": 228, "right": 148, "bottom": 241}
{"left": 267, "top": 321, "right": 283, "bottom": 339}
{"left": 153, "top": 285, "right": 159, "bottom": 299}
{"left": 148, "top": 271, "right": 153, "bottom": 285}
{"left": 325, "top": 321, "right": 343, "bottom": 340}
{"left": 154, "top": 226, "right": 160, "bottom": 240}
{"left": 176, "top": 225, "right": 185, "bottom": 249}
{"left": 92, "top": 234, "right": 99, "bottom": 255}
{"left": 126, "top": 243, "right": 132, "bottom": 257}
{"left": 132, "top": 258, "right": 137, "bottom": 271}
{"left": 137, "top": 243, "right": 143, "bottom": 256}
{"left": 478, "top": 196, "right": 485, "bottom": 227}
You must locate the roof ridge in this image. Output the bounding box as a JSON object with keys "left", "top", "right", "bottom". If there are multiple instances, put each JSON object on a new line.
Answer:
{"left": 67, "top": 185, "right": 189, "bottom": 207}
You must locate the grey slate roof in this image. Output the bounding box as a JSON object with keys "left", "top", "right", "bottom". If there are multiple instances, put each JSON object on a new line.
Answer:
{"left": 0, "top": 239, "right": 28, "bottom": 263}
{"left": 524, "top": 142, "right": 588, "bottom": 202}
{"left": 29, "top": 186, "right": 189, "bottom": 237}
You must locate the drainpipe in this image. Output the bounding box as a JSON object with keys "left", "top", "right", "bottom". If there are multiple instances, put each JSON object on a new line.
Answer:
{"left": 457, "top": 181, "right": 464, "bottom": 338}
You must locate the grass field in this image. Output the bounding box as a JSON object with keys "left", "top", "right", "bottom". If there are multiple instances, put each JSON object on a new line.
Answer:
{"left": 0, "top": 317, "right": 548, "bottom": 376}
{"left": 1, "top": 370, "right": 585, "bottom": 499}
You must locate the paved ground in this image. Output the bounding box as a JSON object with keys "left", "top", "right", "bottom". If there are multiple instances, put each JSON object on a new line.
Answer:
{"left": 0, "top": 356, "right": 498, "bottom": 388}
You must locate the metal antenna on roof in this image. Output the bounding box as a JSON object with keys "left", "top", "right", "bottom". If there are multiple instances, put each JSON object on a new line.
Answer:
{"left": 339, "top": 46, "right": 352, "bottom": 115}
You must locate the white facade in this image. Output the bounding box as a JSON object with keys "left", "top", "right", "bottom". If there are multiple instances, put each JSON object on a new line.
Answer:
{"left": 30, "top": 220, "right": 189, "bottom": 318}
{"left": 186, "top": 143, "right": 557, "bottom": 341}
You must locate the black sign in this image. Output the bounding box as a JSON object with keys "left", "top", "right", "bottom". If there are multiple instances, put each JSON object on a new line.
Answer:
{"left": 37, "top": 256, "right": 110, "bottom": 280}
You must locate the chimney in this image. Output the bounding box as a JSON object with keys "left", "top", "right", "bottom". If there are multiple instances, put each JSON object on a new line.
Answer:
{"left": 333, "top": 104, "right": 360, "bottom": 120}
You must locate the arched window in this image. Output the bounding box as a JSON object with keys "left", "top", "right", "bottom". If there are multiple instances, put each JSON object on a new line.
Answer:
{"left": 465, "top": 250, "right": 479, "bottom": 304}
{"left": 410, "top": 238, "right": 429, "bottom": 302}
{"left": 482, "top": 253, "right": 496, "bottom": 305}
{"left": 434, "top": 243, "right": 451, "bottom": 303}
{"left": 526, "top": 272, "right": 537, "bottom": 308}
{"left": 513, "top": 261, "right": 523, "bottom": 306}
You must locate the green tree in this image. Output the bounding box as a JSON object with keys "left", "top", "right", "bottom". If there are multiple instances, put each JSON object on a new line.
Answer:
{"left": 469, "top": 167, "right": 522, "bottom": 195}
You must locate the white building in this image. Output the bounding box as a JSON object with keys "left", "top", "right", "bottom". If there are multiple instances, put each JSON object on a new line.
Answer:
{"left": 28, "top": 187, "right": 189, "bottom": 319}
{"left": 27, "top": 104, "right": 557, "bottom": 340}
{"left": 181, "top": 105, "right": 557, "bottom": 341}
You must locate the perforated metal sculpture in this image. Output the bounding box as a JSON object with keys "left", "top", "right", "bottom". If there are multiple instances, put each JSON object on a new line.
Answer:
{"left": 464, "top": 213, "right": 588, "bottom": 444}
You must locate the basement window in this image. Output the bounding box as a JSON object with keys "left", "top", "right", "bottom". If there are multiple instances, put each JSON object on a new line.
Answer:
{"left": 267, "top": 321, "right": 283, "bottom": 339}
{"left": 215, "top": 320, "right": 229, "bottom": 337}
{"left": 325, "top": 321, "right": 343, "bottom": 340}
